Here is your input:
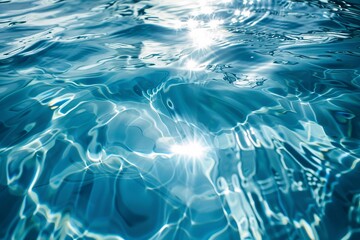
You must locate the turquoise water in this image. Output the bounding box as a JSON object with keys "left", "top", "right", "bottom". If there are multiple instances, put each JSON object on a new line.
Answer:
{"left": 1, "top": 0, "right": 360, "bottom": 239}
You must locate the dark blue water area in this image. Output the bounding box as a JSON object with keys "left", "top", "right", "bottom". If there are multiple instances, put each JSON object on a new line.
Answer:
{"left": 1, "top": 0, "right": 360, "bottom": 239}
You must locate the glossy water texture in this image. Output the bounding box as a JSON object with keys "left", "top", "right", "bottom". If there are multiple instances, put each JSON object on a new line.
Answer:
{"left": 1, "top": 0, "right": 360, "bottom": 239}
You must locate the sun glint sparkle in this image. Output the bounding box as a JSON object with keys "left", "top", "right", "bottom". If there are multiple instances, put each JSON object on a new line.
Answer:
{"left": 171, "top": 140, "right": 207, "bottom": 159}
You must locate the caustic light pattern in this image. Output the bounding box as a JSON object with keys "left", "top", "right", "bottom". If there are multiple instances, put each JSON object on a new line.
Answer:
{"left": 1, "top": 0, "right": 360, "bottom": 239}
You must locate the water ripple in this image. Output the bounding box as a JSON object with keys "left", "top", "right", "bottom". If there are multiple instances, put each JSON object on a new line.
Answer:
{"left": 1, "top": 0, "right": 360, "bottom": 239}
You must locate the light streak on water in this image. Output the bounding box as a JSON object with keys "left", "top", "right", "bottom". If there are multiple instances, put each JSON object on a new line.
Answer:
{"left": 1, "top": 0, "right": 360, "bottom": 239}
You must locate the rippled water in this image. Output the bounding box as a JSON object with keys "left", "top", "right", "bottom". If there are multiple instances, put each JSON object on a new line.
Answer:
{"left": 1, "top": 0, "right": 360, "bottom": 239}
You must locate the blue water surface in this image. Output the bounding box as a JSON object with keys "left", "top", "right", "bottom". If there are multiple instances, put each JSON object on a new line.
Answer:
{"left": 1, "top": 0, "right": 360, "bottom": 239}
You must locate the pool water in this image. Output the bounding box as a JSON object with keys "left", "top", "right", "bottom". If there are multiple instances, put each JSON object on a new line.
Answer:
{"left": 1, "top": 0, "right": 360, "bottom": 239}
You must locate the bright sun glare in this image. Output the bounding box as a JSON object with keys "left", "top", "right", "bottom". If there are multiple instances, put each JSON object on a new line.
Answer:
{"left": 185, "top": 59, "right": 201, "bottom": 71}
{"left": 171, "top": 140, "right": 207, "bottom": 159}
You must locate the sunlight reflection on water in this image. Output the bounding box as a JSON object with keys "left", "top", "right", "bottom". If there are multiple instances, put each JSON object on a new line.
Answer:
{"left": 1, "top": 0, "right": 360, "bottom": 239}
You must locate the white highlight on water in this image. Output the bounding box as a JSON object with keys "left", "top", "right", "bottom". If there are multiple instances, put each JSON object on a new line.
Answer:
{"left": 171, "top": 140, "right": 207, "bottom": 159}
